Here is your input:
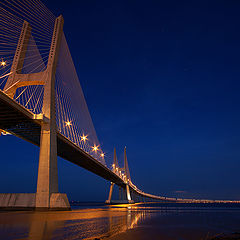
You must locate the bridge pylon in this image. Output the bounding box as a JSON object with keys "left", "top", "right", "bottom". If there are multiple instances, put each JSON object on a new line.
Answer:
{"left": 106, "top": 147, "right": 134, "bottom": 204}
{"left": 0, "top": 16, "right": 70, "bottom": 210}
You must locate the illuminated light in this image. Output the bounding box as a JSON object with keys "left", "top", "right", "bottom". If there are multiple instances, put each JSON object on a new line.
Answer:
{"left": 65, "top": 121, "right": 72, "bottom": 127}
{"left": 91, "top": 144, "right": 99, "bottom": 152}
{"left": 0, "top": 60, "right": 6, "bottom": 67}
{"left": 101, "top": 153, "right": 105, "bottom": 157}
{"left": 80, "top": 134, "right": 88, "bottom": 142}
{"left": 0, "top": 130, "right": 11, "bottom": 135}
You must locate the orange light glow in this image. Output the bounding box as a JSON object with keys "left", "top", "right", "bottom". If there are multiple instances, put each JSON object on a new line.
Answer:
{"left": 91, "top": 144, "right": 99, "bottom": 152}
{"left": 80, "top": 134, "right": 88, "bottom": 142}
{"left": 0, "top": 60, "right": 6, "bottom": 67}
{"left": 101, "top": 153, "right": 105, "bottom": 157}
{"left": 65, "top": 121, "right": 72, "bottom": 127}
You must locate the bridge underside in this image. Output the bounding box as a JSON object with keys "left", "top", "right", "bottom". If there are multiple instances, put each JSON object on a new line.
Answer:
{"left": 0, "top": 90, "right": 125, "bottom": 186}
{"left": 0, "top": 90, "right": 129, "bottom": 209}
{"left": 1, "top": 90, "right": 217, "bottom": 207}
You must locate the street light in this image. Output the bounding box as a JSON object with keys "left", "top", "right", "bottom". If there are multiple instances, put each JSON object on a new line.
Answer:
{"left": 0, "top": 60, "right": 6, "bottom": 67}
{"left": 91, "top": 144, "right": 99, "bottom": 152}
{"left": 80, "top": 134, "right": 88, "bottom": 142}
{"left": 65, "top": 121, "right": 72, "bottom": 127}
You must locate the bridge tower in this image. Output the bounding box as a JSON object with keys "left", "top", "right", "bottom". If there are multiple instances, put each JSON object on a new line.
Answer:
{"left": 2, "top": 16, "right": 70, "bottom": 210}
{"left": 124, "top": 147, "right": 132, "bottom": 202}
{"left": 106, "top": 147, "right": 134, "bottom": 204}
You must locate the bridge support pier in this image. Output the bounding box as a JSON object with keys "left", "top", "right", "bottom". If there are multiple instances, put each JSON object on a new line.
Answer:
{"left": 105, "top": 147, "right": 134, "bottom": 204}
{"left": 105, "top": 184, "right": 134, "bottom": 204}
{"left": 105, "top": 182, "right": 114, "bottom": 204}
{"left": 35, "top": 15, "right": 70, "bottom": 210}
{"left": 0, "top": 16, "right": 70, "bottom": 211}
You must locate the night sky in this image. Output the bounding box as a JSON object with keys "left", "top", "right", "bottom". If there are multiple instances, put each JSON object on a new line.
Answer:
{"left": 1, "top": 0, "right": 240, "bottom": 201}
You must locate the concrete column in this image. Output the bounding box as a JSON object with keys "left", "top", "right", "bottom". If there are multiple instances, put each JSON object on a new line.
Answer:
{"left": 4, "top": 21, "right": 31, "bottom": 96}
{"left": 0, "top": 16, "right": 70, "bottom": 211}
{"left": 36, "top": 16, "right": 64, "bottom": 209}
{"left": 106, "top": 182, "right": 114, "bottom": 203}
{"left": 126, "top": 185, "right": 132, "bottom": 201}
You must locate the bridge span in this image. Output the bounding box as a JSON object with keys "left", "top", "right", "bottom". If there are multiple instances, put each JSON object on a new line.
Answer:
{"left": 1, "top": 90, "right": 238, "bottom": 208}
{"left": 0, "top": 0, "right": 239, "bottom": 210}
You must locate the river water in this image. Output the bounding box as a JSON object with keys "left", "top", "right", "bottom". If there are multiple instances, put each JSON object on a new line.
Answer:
{"left": 0, "top": 203, "right": 240, "bottom": 240}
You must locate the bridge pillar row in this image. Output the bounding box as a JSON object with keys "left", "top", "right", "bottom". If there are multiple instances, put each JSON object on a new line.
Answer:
{"left": 106, "top": 183, "right": 134, "bottom": 204}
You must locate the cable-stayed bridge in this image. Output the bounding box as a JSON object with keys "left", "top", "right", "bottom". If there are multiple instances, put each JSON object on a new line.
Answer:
{"left": 0, "top": 0, "right": 238, "bottom": 210}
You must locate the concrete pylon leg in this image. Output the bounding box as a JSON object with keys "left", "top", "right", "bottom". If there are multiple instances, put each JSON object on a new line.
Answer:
{"left": 36, "top": 122, "right": 58, "bottom": 208}
{"left": 106, "top": 182, "right": 114, "bottom": 204}
{"left": 35, "top": 15, "right": 61, "bottom": 209}
{"left": 126, "top": 185, "right": 131, "bottom": 202}
{"left": 35, "top": 16, "right": 69, "bottom": 210}
{"left": 0, "top": 15, "right": 70, "bottom": 211}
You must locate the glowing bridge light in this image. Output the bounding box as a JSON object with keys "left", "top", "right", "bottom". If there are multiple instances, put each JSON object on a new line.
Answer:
{"left": 101, "top": 153, "right": 105, "bottom": 157}
{"left": 65, "top": 121, "right": 72, "bottom": 127}
{"left": 80, "top": 134, "right": 88, "bottom": 142}
{"left": 91, "top": 144, "right": 99, "bottom": 152}
{"left": 0, "top": 60, "right": 6, "bottom": 67}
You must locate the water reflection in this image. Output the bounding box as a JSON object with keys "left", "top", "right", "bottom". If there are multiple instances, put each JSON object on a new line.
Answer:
{"left": 1, "top": 204, "right": 240, "bottom": 240}
{"left": 0, "top": 204, "right": 151, "bottom": 240}
{"left": 106, "top": 205, "right": 150, "bottom": 238}
{"left": 28, "top": 213, "right": 62, "bottom": 240}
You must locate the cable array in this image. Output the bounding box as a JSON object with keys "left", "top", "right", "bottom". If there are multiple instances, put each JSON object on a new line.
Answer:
{"left": 0, "top": 0, "right": 54, "bottom": 114}
{"left": 0, "top": 0, "right": 107, "bottom": 166}
{"left": 55, "top": 34, "right": 106, "bottom": 166}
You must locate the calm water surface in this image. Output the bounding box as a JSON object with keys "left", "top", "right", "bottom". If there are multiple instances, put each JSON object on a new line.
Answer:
{"left": 0, "top": 203, "right": 240, "bottom": 240}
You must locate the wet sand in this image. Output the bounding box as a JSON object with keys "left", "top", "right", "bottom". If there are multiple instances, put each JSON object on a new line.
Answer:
{"left": 106, "top": 209, "right": 240, "bottom": 240}
{"left": 0, "top": 203, "right": 240, "bottom": 240}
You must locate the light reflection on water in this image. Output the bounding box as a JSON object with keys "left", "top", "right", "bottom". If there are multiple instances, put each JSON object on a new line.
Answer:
{"left": 0, "top": 204, "right": 152, "bottom": 240}
{"left": 1, "top": 203, "right": 240, "bottom": 240}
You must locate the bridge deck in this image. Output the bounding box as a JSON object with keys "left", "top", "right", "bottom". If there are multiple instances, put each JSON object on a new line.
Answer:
{"left": 1, "top": 90, "right": 236, "bottom": 203}
{"left": 0, "top": 90, "right": 125, "bottom": 187}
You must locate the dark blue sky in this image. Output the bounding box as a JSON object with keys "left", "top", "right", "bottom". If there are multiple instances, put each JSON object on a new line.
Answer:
{"left": 1, "top": 0, "right": 240, "bottom": 201}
